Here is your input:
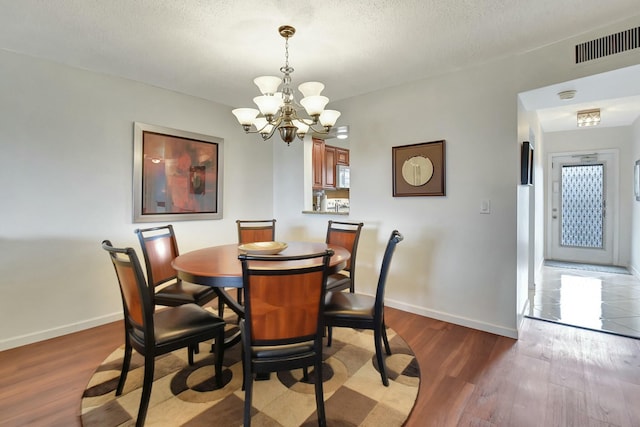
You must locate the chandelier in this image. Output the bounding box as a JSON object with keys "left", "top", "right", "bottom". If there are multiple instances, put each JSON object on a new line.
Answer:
{"left": 232, "top": 25, "right": 340, "bottom": 145}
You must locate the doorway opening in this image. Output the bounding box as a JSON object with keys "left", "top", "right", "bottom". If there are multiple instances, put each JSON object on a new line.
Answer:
{"left": 547, "top": 151, "right": 617, "bottom": 266}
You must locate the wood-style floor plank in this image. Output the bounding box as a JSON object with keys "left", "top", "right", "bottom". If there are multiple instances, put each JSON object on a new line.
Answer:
{"left": 1, "top": 308, "right": 639, "bottom": 426}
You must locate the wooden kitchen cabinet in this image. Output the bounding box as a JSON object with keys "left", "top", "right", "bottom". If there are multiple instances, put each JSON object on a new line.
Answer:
{"left": 312, "top": 138, "right": 349, "bottom": 190}
{"left": 312, "top": 139, "right": 324, "bottom": 189}
{"left": 336, "top": 148, "right": 349, "bottom": 165}
{"left": 324, "top": 145, "right": 336, "bottom": 188}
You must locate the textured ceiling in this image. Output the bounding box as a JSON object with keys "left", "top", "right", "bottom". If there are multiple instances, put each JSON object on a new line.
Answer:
{"left": 1, "top": 1, "right": 639, "bottom": 131}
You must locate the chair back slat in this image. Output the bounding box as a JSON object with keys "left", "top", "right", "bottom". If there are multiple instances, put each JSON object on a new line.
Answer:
{"left": 240, "top": 250, "right": 332, "bottom": 346}
{"left": 103, "top": 240, "right": 152, "bottom": 335}
{"left": 135, "top": 225, "right": 180, "bottom": 287}
{"left": 248, "top": 271, "right": 324, "bottom": 341}
{"left": 237, "top": 219, "right": 276, "bottom": 244}
{"left": 144, "top": 234, "right": 179, "bottom": 285}
{"left": 113, "top": 259, "right": 145, "bottom": 327}
{"left": 326, "top": 220, "right": 363, "bottom": 273}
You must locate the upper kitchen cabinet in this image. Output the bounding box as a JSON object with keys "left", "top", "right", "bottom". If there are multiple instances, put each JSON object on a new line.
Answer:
{"left": 324, "top": 145, "right": 336, "bottom": 188}
{"left": 336, "top": 147, "right": 349, "bottom": 166}
{"left": 312, "top": 139, "right": 324, "bottom": 189}
{"left": 312, "top": 138, "right": 349, "bottom": 190}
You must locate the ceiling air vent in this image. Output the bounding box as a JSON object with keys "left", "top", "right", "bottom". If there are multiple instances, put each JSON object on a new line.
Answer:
{"left": 575, "top": 26, "right": 639, "bottom": 63}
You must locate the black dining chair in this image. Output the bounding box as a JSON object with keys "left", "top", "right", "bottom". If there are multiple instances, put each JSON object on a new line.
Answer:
{"left": 102, "top": 240, "right": 226, "bottom": 427}
{"left": 325, "top": 220, "right": 364, "bottom": 293}
{"left": 239, "top": 249, "right": 333, "bottom": 427}
{"left": 324, "top": 230, "right": 403, "bottom": 386}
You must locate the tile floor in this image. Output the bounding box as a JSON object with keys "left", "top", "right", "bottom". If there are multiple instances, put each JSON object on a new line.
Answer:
{"left": 528, "top": 262, "right": 640, "bottom": 339}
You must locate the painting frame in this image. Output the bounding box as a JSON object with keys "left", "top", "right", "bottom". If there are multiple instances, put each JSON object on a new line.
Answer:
{"left": 133, "top": 122, "right": 224, "bottom": 223}
{"left": 392, "top": 140, "right": 446, "bottom": 197}
{"left": 520, "top": 141, "right": 534, "bottom": 186}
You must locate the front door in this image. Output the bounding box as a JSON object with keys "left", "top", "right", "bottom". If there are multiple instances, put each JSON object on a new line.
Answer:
{"left": 548, "top": 152, "right": 616, "bottom": 265}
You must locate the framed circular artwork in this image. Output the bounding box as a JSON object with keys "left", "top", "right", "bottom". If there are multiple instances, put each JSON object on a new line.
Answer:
{"left": 392, "top": 140, "right": 445, "bottom": 196}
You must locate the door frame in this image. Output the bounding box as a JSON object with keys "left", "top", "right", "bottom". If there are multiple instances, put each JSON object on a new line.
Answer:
{"left": 545, "top": 148, "right": 620, "bottom": 265}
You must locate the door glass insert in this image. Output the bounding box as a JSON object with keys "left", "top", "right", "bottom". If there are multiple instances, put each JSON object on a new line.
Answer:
{"left": 561, "top": 164, "right": 604, "bottom": 248}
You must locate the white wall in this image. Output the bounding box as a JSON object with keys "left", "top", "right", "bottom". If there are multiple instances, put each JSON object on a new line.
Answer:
{"left": 0, "top": 50, "right": 274, "bottom": 350}
{"left": 543, "top": 127, "right": 634, "bottom": 266}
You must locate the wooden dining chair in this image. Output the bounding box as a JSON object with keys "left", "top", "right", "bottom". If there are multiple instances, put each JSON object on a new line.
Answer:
{"left": 239, "top": 249, "right": 333, "bottom": 427}
{"left": 134, "top": 225, "right": 218, "bottom": 309}
{"left": 235, "top": 219, "right": 277, "bottom": 307}
{"left": 325, "top": 220, "right": 364, "bottom": 293}
{"left": 135, "top": 225, "right": 222, "bottom": 361}
{"left": 236, "top": 219, "right": 276, "bottom": 244}
{"left": 324, "top": 230, "right": 403, "bottom": 386}
{"left": 102, "top": 240, "right": 226, "bottom": 427}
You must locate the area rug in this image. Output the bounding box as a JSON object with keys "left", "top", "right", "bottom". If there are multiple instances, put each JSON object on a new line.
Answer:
{"left": 544, "top": 260, "right": 630, "bottom": 275}
{"left": 81, "top": 318, "right": 419, "bottom": 426}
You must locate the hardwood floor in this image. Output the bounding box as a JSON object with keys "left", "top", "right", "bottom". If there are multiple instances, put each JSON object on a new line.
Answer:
{"left": 1, "top": 308, "right": 639, "bottom": 426}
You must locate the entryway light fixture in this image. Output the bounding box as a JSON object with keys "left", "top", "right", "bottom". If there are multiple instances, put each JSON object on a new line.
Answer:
{"left": 557, "top": 90, "right": 577, "bottom": 100}
{"left": 577, "top": 109, "right": 601, "bottom": 127}
{"left": 232, "top": 25, "right": 340, "bottom": 145}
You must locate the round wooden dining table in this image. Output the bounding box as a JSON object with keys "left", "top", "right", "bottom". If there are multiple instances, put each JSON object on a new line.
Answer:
{"left": 172, "top": 241, "right": 350, "bottom": 287}
{"left": 172, "top": 241, "right": 350, "bottom": 317}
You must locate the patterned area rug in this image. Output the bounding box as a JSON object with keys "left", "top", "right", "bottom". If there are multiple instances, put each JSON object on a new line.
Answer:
{"left": 81, "top": 318, "right": 419, "bottom": 426}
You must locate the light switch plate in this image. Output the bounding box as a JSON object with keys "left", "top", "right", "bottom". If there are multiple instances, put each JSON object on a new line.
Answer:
{"left": 480, "top": 199, "right": 491, "bottom": 214}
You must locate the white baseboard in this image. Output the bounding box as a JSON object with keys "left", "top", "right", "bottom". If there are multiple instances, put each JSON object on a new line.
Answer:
{"left": 385, "top": 298, "right": 518, "bottom": 339}
{"left": 629, "top": 264, "right": 640, "bottom": 279}
{"left": 0, "top": 312, "right": 122, "bottom": 351}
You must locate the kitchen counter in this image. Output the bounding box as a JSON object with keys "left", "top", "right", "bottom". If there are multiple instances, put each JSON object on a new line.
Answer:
{"left": 302, "top": 210, "right": 349, "bottom": 215}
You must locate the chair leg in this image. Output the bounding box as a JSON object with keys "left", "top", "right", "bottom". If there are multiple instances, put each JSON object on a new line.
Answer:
{"left": 302, "top": 366, "right": 309, "bottom": 381}
{"left": 218, "top": 297, "right": 225, "bottom": 318}
{"left": 314, "top": 359, "right": 327, "bottom": 427}
{"left": 116, "top": 340, "right": 132, "bottom": 396}
{"left": 374, "top": 325, "right": 389, "bottom": 387}
{"left": 326, "top": 326, "right": 333, "bottom": 347}
{"left": 136, "top": 354, "right": 155, "bottom": 427}
{"left": 381, "top": 321, "right": 391, "bottom": 355}
{"left": 188, "top": 344, "right": 195, "bottom": 365}
{"left": 213, "top": 329, "right": 225, "bottom": 389}
{"left": 243, "top": 370, "right": 253, "bottom": 427}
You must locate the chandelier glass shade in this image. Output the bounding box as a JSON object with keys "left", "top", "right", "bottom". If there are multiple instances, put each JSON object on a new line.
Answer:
{"left": 232, "top": 25, "right": 340, "bottom": 145}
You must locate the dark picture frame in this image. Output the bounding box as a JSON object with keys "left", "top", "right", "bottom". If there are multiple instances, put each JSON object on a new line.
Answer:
{"left": 133, "top": 122, "right": 224, "bottom": 222}
{"left": 520, "top": 141, "right": 534, "bottom": 185}
{"left": 392, "top": 140, "right": 445, "bottom": 197}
